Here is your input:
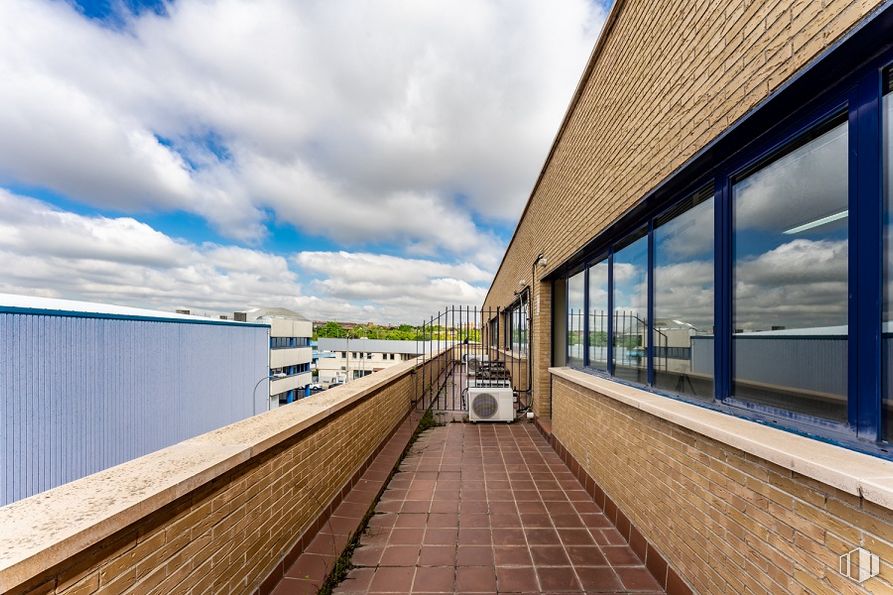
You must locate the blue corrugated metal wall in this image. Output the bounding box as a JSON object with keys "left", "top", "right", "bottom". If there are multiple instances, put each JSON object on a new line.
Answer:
{"left": 0, "top": 313, "right": 268, "bottom": 505}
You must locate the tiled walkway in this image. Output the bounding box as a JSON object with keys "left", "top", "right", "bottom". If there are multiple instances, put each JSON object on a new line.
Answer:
{"left": 334, "top": 423, "right": 664, "bottom": 594}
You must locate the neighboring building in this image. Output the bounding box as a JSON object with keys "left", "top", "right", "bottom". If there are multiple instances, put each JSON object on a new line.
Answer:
{"left": 0, "top": 293, "right": 269, "bottom": 506}
{"left": 484, "top": 3, "right": 893, "bottom": 593}
{"left": 316, "top": 338, "right": 422, "bottom": 386}
{"left": 236, "top": 307, "right": 313, "bottom": 406}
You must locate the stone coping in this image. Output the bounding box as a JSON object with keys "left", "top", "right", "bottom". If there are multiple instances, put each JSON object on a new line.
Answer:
{"left": 549, "top": 367, "right": 893, "bottom": 511}
{"left": 0, "top": 358, "right": 424, "bottom": 592}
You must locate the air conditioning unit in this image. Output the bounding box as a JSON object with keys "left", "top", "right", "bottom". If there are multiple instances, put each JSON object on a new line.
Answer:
{"left": 467, "top": 387, "right": 514, "bottom": 423}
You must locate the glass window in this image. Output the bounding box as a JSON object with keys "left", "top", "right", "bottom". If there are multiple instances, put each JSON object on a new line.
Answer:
{"left": 653, "top": 192, "right": 715, "bottom": 401}
{"left": 885, "top": 78, "right": 893, "bottom": 441}
{"left": 613, "top": 231, "right": 648, "bottom": 383}
{"left": 588, "top": 259, "right": 609, "bottom": 370}
{"left": 510, "top": 301, "right": 528, "bottom": 355}
{"left": 567, "top": 271, "right": 585, "bottom": 367}
{"left": 732, "top": 120, "right": 848, "bottom": 422}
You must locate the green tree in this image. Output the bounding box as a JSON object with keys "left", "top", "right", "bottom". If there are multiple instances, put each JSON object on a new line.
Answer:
{"left": 316, "top": 321, "right": 347, "bottom": 338}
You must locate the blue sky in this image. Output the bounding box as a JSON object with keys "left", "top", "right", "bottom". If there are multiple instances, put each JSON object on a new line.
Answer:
{"left": 0, "top": 0, "right": 606, "bottom": 322}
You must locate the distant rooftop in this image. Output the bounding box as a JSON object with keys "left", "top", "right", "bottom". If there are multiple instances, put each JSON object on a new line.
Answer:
{"left": 238, "top": 306, "right": 308, "bottom": 322}
{"left": 318, "top": 337, "right": 429, "bottom": 354}
{"left": 0, "top": 293, "right": 263, "bottom": 326}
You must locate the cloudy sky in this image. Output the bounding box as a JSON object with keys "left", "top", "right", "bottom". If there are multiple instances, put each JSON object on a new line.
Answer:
{"left": 0, "top": 0, "right": 607, "bottom": 323}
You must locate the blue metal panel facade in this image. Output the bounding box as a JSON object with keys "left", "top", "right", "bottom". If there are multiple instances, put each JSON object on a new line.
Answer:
{"left": 0, "top": 312, "right": 268, "bottom": 505}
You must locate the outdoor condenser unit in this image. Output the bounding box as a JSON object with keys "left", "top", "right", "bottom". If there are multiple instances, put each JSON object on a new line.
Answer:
{"left": 467, "top": 387, "right": 514, "bottom": 423}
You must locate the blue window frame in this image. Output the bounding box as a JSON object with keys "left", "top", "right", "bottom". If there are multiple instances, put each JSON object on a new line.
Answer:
{"left": 556, "top": 16, "right": 893, "bottom": 459}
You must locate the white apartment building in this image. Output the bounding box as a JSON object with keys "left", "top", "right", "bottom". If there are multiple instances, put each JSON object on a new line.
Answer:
{"left": 316, "top": 338, "right": 422, "bottom": 387}
{"left": 236, "top": 307, "right": 313, "bottom": 407}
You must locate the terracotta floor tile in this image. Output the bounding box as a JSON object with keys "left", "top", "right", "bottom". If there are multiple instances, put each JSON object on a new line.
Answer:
{"left": 418, "top": 545, "right": 456, "bottom": 567}
{"left": 546, "top": 502, "right": 577, "bottom": 516}
{"left": 488, "top": 501, "right": 518, "bottom": 514}
{"left": 458, "top": 528, "right": 491, "bottom": 545}
{"left": 411, "top": 566, "right": 455, "bottom": 593}
{"left": 494, "top": 546, "right": 533, "bottom": 567}
{"left": 524, "top": 528, "right": 561, "bottom": 546}
{"left": 368, "top": 513, "right": 397, "bottom": 529}
{"left": 395, "top": 513, "right": 427, "bottom": 528}
{"left": 456, "top": 566, "right": 498, "bottom": 593}
{"left": 602, "top": 545, "right": 642, "bottom": 566}
{"left": 334, "top": 567, "right": 375, "bottom": 594}
{"left": 351, "top": 545, "right": 384, "bottom": 567}
{"left": 565, "top": 545, "right": 608, "bottom": 566}
{"left": 388, "top": 528, "right": 425, "bottom": 545}
{"left": 557, "top": 528, "right": 595, "bottom": 546}
{"left": 601, "top": 528, "right": 627, "bottom": 545}
{"left": 497, "top": 566, "right": 539, "bottom": 593}
{"left": 529, "top": 545, "right": 571, "bottom": 567}
{"left": 579, "top": 513, "right": 612, "bottom": 529}
{"left": 460, "top": 513, "right": 490, "bottom": 528}
{"left": 285, "top": 553, "right": 336, "bottom": 581}
{"left": 616, "top": 566, "right": 663, "bottom": 591}
{"left": 456, "top": 545, "right": 494, "bottom": 566}
{"left": 460, "top": 501, "right": 489, "bottom": 514}
{"left": 316, "top": 424, "right": 666, "bottom": 595}
{"left": 271, "top": 577, "right": 321, "bottom": 595}
{"left": 516, "top": 501, "right": 547, "bottom": 514}
{"left": 400, "top": 501, "right": 430, "bottom": 513}
{"left": 423, "top": 528, "right": 458, "bottom": 545}
{"left": 490, "top": 512, "right": 522, "bottom": 527}
{"left": 520, "top": 512, "right": 553, "bottom": 527}
{"left": 491, "top": 527, "right": 526, "bottom": 546}
{"left": 429, "top": 500, "right": 459, "bottom": 513}
{"left": 536, "top": 567, "right": 582, "bottom": 592}
{"left": 368, "top": 566, "right": 415, "bottom": 593}
{"left": 379, "top": 545, "right": 420, "bottom": 566}
{"left": 576, "top": 566, "right": 623, "bottom": 592}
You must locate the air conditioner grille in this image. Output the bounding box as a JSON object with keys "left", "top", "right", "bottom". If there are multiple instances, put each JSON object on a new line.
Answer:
{"left": 471, "top": 393, "right": 498, "bottom": 419}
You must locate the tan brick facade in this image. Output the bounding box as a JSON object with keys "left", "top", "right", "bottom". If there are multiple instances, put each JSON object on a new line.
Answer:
{"left": 483, "top": 0, "right": 893, "bottom": 593}
{"left": 5, "top": 355, "right": 449, "bottom": 595}
{"left": 551, "top": 376, "right": 893, "bottom": 594}
{"left": 483, "top": 0, "right": 886, "bottom": 413}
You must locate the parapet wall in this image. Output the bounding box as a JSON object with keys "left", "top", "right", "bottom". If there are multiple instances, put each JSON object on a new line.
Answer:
{"left": 0, "top": 352, "right": 450, "bottom": 595}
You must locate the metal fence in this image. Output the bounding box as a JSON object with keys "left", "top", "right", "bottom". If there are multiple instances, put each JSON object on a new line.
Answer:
{"left": 413, "top": 306, "right": 531, "bottom": 418}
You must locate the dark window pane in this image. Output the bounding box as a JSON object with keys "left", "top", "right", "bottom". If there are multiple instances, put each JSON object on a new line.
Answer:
{"left": 588, "top": 259, "right": 608, "bottom": 370}
{"left": 567, "top": 272, "right": 585, "bottom": 367}
{"left": 653, "top": 193, "right": 715, "bottom": 401}
{"left": 613, "top": 231, "right": 648, "bottom": 383}
{"left": 733, "top": 121, "right": 848, "bottom": 422}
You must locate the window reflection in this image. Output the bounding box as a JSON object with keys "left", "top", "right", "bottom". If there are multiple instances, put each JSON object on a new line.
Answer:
{"left": 588, "top": 259, "right": 609, "bottom": 370}
{"left": 653, "top": 193, "right": 714, "bottom": 400}
{"left": 567, "top": 271, "right": 585, "bottom": 367}
{"left": 613, "top": 231, "right": 648, "bottom": 383}
{"left": 733, "top": 120, "right": 848, "bottom": 422}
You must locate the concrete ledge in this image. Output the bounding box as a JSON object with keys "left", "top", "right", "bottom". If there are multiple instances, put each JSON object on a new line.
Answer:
{"left": 0, "top": 358, "right": 424, "bottom": 592}
{"left": 549, "top": 367, "right": 893, "bottom": 511}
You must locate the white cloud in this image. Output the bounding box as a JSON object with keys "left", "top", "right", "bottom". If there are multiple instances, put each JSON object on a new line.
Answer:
{"left": 0, "top": 0, "right": 605, "bottom": 265}
{"left": 735, "top": 238, "right": 848, "bottom": 330}
{"left": 0, "top": 190, "right": 490, "bottom": 323}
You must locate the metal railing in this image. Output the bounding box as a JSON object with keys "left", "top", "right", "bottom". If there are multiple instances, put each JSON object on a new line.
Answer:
{"left": 413, "top": 306, "right": 531, "bottom": 417}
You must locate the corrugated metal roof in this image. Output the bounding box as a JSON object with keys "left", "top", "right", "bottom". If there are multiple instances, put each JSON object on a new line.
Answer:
{"left": 0, "top": 293, "right": 267, "bottom": 327}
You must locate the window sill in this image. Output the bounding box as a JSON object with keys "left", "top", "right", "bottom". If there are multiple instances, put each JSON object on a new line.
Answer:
{"left": 549, "top": 367, "right": 893, "bottom": 511}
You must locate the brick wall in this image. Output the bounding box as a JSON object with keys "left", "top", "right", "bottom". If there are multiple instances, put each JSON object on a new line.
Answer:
{"left": 551, "top": 375, "right": 893, "bottom": 594}
{"left": 482, "top": 0, "right": 885, "bottom": 416}
{"left": 6, "top": 355, "right": 449, "bottom": 595}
